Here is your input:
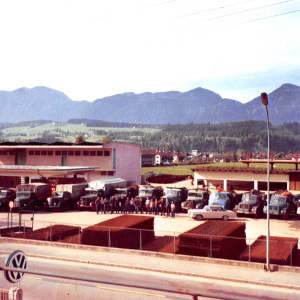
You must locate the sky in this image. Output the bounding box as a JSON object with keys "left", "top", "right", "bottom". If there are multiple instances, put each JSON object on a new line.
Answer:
{"left": 0, "top": 0, "right": 299, "bottom": 103}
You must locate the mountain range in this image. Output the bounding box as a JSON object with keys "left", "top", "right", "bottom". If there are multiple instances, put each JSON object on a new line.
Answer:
{"left": 0, "top": 83, "right": 299, "bottom": 125}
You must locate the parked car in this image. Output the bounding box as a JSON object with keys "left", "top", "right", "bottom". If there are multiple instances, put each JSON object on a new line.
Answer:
{"left": 187, "top": 205, "right": 237, "bottom": 221}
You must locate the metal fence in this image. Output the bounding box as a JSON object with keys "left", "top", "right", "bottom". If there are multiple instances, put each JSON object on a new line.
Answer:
{"left": 2, "top": 219, "right": 300, "bottom": 267}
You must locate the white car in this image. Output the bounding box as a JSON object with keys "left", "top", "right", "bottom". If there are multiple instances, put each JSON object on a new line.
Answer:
{"left": 187, "top": 205, "right": 237, "bottom": 221}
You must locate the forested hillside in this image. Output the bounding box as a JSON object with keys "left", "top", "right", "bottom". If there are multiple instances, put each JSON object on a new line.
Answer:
{"left": 103, "top": 121, "right": 300, "bottom": 154}
{"left": 1, "top": 120, "right": 300, "bottom": 154}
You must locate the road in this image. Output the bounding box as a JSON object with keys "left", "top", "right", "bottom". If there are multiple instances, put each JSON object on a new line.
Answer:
{"left": 0, "top": 256, "right": 299, "bottom": 300}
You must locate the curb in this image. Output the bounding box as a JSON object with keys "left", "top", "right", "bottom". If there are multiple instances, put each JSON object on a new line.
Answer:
{"left": 1, "top": 249, "right": 300, "bottom": 292}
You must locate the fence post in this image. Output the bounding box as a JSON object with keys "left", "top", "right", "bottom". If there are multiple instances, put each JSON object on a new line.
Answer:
{"left": 140, "top": 230, "right": 142, "bottom": 250}
{"left": 210, "top": 236, "right": 212, "bottom": 258}
{"left": 78, "top": 226, "right": 81, "bottom": 245}
{"left": 174, "top": 232, "right": 176, "bottom": 254}
{"left": 50, "top": 223, "right": 52, "bottom": 242}
{"left": 249, "top": 239, "right": 251, "bottom": 263}
{"left": 290, "top": 243, "right": 293, "bottom": 266}
{"left": 108, "top": 227, "right": 111, "bottom": 247}
{"left": 24, "top": 221, "right": 25, "bottom": 239}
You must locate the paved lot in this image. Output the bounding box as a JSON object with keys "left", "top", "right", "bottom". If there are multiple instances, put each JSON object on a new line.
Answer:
{"left": 2, "top": 209, "right": 299, "bottom": 242}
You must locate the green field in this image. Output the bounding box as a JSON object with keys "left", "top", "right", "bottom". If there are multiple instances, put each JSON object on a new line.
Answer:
{"left": 142, "top": 162, "right": 299, "bottom": 176}
{"left": 1, "top": 122, "right": 160, "bottom": 142}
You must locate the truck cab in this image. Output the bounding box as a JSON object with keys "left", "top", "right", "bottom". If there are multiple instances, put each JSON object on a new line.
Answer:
{"left": 235, "top": 190, "right": 265, "bottom": 218}
{"left": 163, "top": 187, "right": 187, "bottom": 211}
{"left": 45, "top": 191, "right": 72, "bottom": 211}
{"left": 137, "top": 187, "right": 163, "bottom": 201}
{"left": 181, "top": 189, "right": 210, "bottom": 212}
{"left": 114, "top": 187, "right": 138, "bottom": 199}
{"left": 78, "top": 188, "right": 104, "bottom": 210}
{"left": 14, "top": 191, "right": 37, "bottom": 210}
{"left": 0, "top": 189, "right": 15, "bottom": 211}
{"left": 263, "top": 192, "right": 294, "bottom": 220}
{"left": 208, "top": 191, "right": 233, "bottom": 210}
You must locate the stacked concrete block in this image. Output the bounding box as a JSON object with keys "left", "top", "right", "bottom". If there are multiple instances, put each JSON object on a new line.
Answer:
{"left": 13, "top": 225, "right": 80, "bottom": 242}
{"left": 81, "top": 215, "right": 155, "bottom": 249}
{"left": 177, "top": 220, "right": 246, "bottom": 260}
{"left": 240, "top": 235, "right": 298, "bottom": 266}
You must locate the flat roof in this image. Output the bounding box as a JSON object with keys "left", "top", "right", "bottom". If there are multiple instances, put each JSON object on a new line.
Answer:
{"left": 191, "top": 168, "right": 300, "bottom": 175}
{"left": 0, "top": 165, "right": 99, "bottom": 172}
{"left": 0, "top": 141, "right": 103, "bottom": 148}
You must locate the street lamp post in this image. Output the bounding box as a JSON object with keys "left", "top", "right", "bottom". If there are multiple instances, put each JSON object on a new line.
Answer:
{"left": 261, "top": 92, "right": 270, "bottom": 271}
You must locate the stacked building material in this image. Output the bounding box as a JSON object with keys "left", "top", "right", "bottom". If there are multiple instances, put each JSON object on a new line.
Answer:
{"left": 13, "top": 225, "right": 80, "bottom": 242}
{"left": 240, "top": 235, "right": 298, "bottom": 266}
{"left": 177, "top": 220, "right": 246, "bottom": 260}
{"left": 81, "top": 215, "right": 155, "bottom": 249}
{"left": 147, "top": 174, "right": 189, "bottom": 184}
{"left": 142, "top": 236, "right": 179, "bottom": 254}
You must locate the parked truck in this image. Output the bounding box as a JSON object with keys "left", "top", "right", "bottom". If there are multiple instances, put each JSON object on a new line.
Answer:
{"left": 78, "top": 178, "right": 127, "bottom": 210}
{"left": 113, "top": 186, "right": 139, "bottom": 199}
{"left": 14, "top": 183, "right": 52, "bottom": 210}
{"left": 235, "top": 189, "right": 266, "bottom": 218}
{"left": 181, "top": 189, "right": 210, "bottom": 212}
{"left": 0, "top": 189, "right": 16, "bottom": 211}
{"left": 208, "top": 190, "right": 234, "bottom": 210}
{"left": 163, "top": 186, "right": 188, "bottom": 211}
{"left": 263, "top": 191, "right": 294, "bottom": 220}
{"left": 45, "top": 182, "right": 88, "bottom": 211}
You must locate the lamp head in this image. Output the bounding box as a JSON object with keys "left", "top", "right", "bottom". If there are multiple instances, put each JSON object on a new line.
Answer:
{"left": 261, "top": 93, "right": 268, "bottom": 106}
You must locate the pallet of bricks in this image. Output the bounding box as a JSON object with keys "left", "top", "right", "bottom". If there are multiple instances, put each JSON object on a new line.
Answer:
{"left": 239, "top": 235, "right": 298, "bottom": 266}
{"left": 12, "top": 225, "right": 80, "bottom": 242}
{"left": 81, "top": 215, "right": 155, "bottom": 249}
{"left": 177, "top": 220, "right": 246, "bottom": 260}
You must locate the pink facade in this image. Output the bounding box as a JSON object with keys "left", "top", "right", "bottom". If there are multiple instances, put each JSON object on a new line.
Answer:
{"left": 0, "top": 142, "right": 141, "bottom": 184}
{"left": 104, "top": 142, "right": 141, "bottom": 185}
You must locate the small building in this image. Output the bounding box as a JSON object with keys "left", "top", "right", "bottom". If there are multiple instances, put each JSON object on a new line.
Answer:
{"left": 0, "top": 141, "right": 141, "bottom": 187}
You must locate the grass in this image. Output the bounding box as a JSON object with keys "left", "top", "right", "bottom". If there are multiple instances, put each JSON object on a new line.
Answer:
{"left": 142, "top": 162, "right": 299, "bottom": 176}
{"left": 2, "top": 123, "right": 161, "bottom": 135}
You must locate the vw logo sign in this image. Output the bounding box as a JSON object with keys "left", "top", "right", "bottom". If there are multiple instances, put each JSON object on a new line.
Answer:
{"left": 4, "top": 250, "right": 28, "bottom": 283}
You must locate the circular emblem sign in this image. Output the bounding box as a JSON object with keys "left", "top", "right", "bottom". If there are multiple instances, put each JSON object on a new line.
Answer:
{"left": 4, "top": 250, "right": 28, "bottom": 283}
{"left": 9, "top": 201, "right": 14, "bottom": 209}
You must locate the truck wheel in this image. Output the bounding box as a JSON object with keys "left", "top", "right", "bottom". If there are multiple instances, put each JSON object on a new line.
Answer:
{"left": 59, "top": 202, "right": 65, "bottom": 212}
{"left": 222, "top": 215, "right": 229, "bottom": 221}
{"left": 195, "top": 214, "right": 203, "bottom": 221}
{"left": 27, "top": 202, "right": 34, "bottom": 211}
{"left": 283, "top": 214, "right": 289, "bottom": 220}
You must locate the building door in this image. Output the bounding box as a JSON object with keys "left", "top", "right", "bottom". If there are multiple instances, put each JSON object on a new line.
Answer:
{"left": 61, "top": 156, "right": 67, "bottom": 166}
{"left": 15, "top": 149, "right": 26, "bottom": 165}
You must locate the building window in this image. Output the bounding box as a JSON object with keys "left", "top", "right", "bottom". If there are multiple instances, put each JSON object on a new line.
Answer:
{"left": 41, "top": 150, "right": 47, "bottom": 156}
{"left": 108, "top": 171, "right": 114, "bottom": 176}
{"left": 55, "top": 151, "right": 61, "bottom": 156}
{"left": 62, "top": 151, "right": 67, "bottom": 156}
{"left": 48, "top": 151, "right": 53, "bottom": 156}
{"left": 101, "top": 171, "right": 107, "bottom": 176}
{"left": 29, "top": 150, "right": 34, "bottom": 155}
{"left": 0, "top": 151, "right": 2, "bottom": 155}
{"left": 9, "top": 151, "right": 14, "bottom": 155}
{"left": 104, "top": 151, "right": 110, "bottom": 156}
{"left": 90, "top": 151, "right": 96, "bottom": 156}
{"left": 35, "top": 150, "right": 40, "bottom": 155}
{"left": 83, "top": 151, "right": 89, "bottom": 156}
{"left": 97, "top": 151, "right": 103, "bottom": 156}
{"left": 113, "top": 149, "right": 116, "bottom": 169}
{"left": 75, "top": 151, "right": 81, "bottom": 156}
{"left": 2, "top": 151, "right": 7, "bottom": 155}
{"left": 68, "top": 151, "right": 74, "bottom": 156}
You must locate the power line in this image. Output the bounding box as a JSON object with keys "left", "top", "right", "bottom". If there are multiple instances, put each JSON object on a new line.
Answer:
{"left": 195, "top": 8, "right": 300, "bottom": 35}
{"left": 187, "top": 0, "right": 297, "bottom": 25}
{"left": 174, "top": 0, "right": 259, "bottom": 19}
